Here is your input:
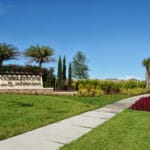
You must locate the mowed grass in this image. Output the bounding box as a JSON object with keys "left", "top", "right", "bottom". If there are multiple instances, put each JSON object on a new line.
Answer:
{"left": 0, "top": 94, "right": 128, "bottom": 140}
{"left": 60, "top": 109, "right": 150, "bottom": 150}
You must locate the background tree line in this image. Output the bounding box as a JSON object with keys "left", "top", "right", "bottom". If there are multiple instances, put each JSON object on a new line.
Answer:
{"left": 0, "top": 42, "right": 90, "bottom": 91}
{"left": 1, "top": 42, "right": 150, "bottom": 90}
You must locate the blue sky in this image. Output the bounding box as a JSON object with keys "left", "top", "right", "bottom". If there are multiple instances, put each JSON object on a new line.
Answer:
{"left": 0, "top": 0, "right": 150, "bottom": 80}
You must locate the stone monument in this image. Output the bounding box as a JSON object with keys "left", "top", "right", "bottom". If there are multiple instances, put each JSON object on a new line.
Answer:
{"left": 0, "top": 74, "right": 43, "bottom": 89}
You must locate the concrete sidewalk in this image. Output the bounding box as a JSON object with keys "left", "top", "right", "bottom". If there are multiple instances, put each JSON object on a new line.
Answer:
{"left": 0, "top": 94, "right": 149, "bottom": 150}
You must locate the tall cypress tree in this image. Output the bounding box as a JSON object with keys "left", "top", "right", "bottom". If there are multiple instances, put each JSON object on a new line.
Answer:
{"left": 57, "top": 56, "right": 62, "bottom": 90}
{"left": 63, "top": 56, "right": 66, "bottom": 81}
{"left": 68, "top": 62, "right": 72, "bottom": 91}
{"left": 62, "top": 56, "right": 67, "bottom": 90}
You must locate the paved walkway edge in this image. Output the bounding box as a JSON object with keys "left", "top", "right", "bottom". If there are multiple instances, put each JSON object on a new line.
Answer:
{"left": 0, "top": 94, "right": 149, "bottom": 150}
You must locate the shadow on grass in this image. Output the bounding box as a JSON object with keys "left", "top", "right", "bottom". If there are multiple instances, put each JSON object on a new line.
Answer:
{"left": 6, "top": 100, "right": 34, "bottom": 107}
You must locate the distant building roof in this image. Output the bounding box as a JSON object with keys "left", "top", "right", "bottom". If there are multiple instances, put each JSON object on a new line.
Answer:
{"left": 127, "top": 78, "right": 139, "bottom": 81}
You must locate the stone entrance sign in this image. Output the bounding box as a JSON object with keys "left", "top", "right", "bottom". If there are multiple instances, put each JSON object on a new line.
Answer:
{"left": 0, "top": 74, "right": 43, "bottom": 89}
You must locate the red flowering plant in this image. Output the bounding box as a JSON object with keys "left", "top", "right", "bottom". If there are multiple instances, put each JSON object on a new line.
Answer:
{"left": 131, "top": 96, "right": 150, "bottom": 111}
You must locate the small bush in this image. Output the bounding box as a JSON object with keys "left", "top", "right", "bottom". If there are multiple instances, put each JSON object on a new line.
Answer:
{"left": 95, "top": 86, "right": 104, "bottom": 96}
{"left": 78, "top": 84, "right": 104, "bottom": 97}
{"left": 131, "top": 96, "right": 150, "bottom": 111}
{"left": 120, "top": 88, "right": 146, "bottom": 96}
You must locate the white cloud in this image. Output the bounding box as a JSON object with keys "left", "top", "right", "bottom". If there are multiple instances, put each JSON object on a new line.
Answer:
{"left": 118, "top": 75, "right": 141, "bottom": 80}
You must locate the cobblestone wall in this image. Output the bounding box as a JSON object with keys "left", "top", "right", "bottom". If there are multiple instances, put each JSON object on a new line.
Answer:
{"left": 0, "top": 88, "right": 77, "bottom": 95}
{"left": 0, "top": 88, "right": 53, "bottom": 95}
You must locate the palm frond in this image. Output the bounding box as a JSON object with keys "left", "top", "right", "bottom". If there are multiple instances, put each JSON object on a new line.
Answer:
{"left": 24, "top": 44, "right": 56, "bottom": 70}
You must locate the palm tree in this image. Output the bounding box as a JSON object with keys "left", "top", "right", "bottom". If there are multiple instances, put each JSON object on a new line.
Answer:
{"left": 142, "top": 58, "right": 150, "bottom": 88}
{"left": 0, "top": 43, "right": 19, "bottom": 65}
{"left": 24, "top": 45, "right": 55, "bottom": 76}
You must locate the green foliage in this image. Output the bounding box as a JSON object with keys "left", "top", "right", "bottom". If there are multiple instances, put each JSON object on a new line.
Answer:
{"left": 24, "top": 45, "right": 55, "bottom": 66}
{"left": 56, "top": 57, "right": 73, "bottom": 91}
{"left": 123, "top": 80, "right": 142, "bottom": 89}
{"left": 42, "top": 68, "right": 55, "bottom": 88}
{"left": 24, "top": 44, "right": 55, "bottom": 76}
{"left": 68, "top": 62, "right": 72, "bottom": 91}
{"left": 72, "top": 51, "right": 89, "bottom": 79}
{"left": 57, "top": 56, "right": 63, "bottom": 90}
{"left": 142, "top": 58, "right": 150, "bottom": 69}
{"left": 120, "top": 88, "right": 146, "bottom": 96}
{"left": 75, "top": 79, "right": 146, "bottom": 95}
{"left": 99, "top": 81, "right": 122, "bottom": 94}
{"left": 62, "top": 56, "right": 67, "bottom": 90}
{"left": 63, "top": 56, "right": 66, "bottom": 81}
{"left": 0, "top": 65, "right": 40, "bottom": 74}
{"left": 78, "top": 84, "right": 104, "bottom": 97}
{"left": 0, "top": 42, "right": 19, "bottom": 65}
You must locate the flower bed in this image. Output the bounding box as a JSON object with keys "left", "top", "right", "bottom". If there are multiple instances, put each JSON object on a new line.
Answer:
{"left": 131, "top": 96, "right": 150, "bottom": 111}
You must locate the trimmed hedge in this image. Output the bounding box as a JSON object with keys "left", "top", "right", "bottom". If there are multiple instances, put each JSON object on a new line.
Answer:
{"left": 0, "top": 65, "right": 45, "bottom": 75}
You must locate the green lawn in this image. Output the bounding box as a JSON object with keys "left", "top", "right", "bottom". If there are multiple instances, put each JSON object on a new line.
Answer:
{"left": 60, "top": 109, "right": 150, "bottom": 150}
{"left": 0, "top": 94, "right": 128, "bottom": 140}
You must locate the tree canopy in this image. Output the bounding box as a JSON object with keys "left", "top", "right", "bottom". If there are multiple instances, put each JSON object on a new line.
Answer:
{"left": 142, "top": 58, "right": 150, "bottom": 69}
{"left": 0, "top": 43, "right": 19, "bottom": 65}
{"left": 72, "top": 51, "right": 89, "bottom": 79}
{"left": 24, "top": 45, "right": 55, "bottom": 75}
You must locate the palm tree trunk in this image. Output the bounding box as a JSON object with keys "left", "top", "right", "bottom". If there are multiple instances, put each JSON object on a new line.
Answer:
{"left": 147, "top": 69, "right": 150, "bottom": 88}
{"left": 39, "top": 62, "right": 42, "bottom": 77}
{"left": 146, "top": 70, "right": 148, "bottom": 88}
{"left": 39, "top": 62, "right": 43, "bottom": 88}
{"left": 146, "top": 68, "right": 150, "bottom": 88}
